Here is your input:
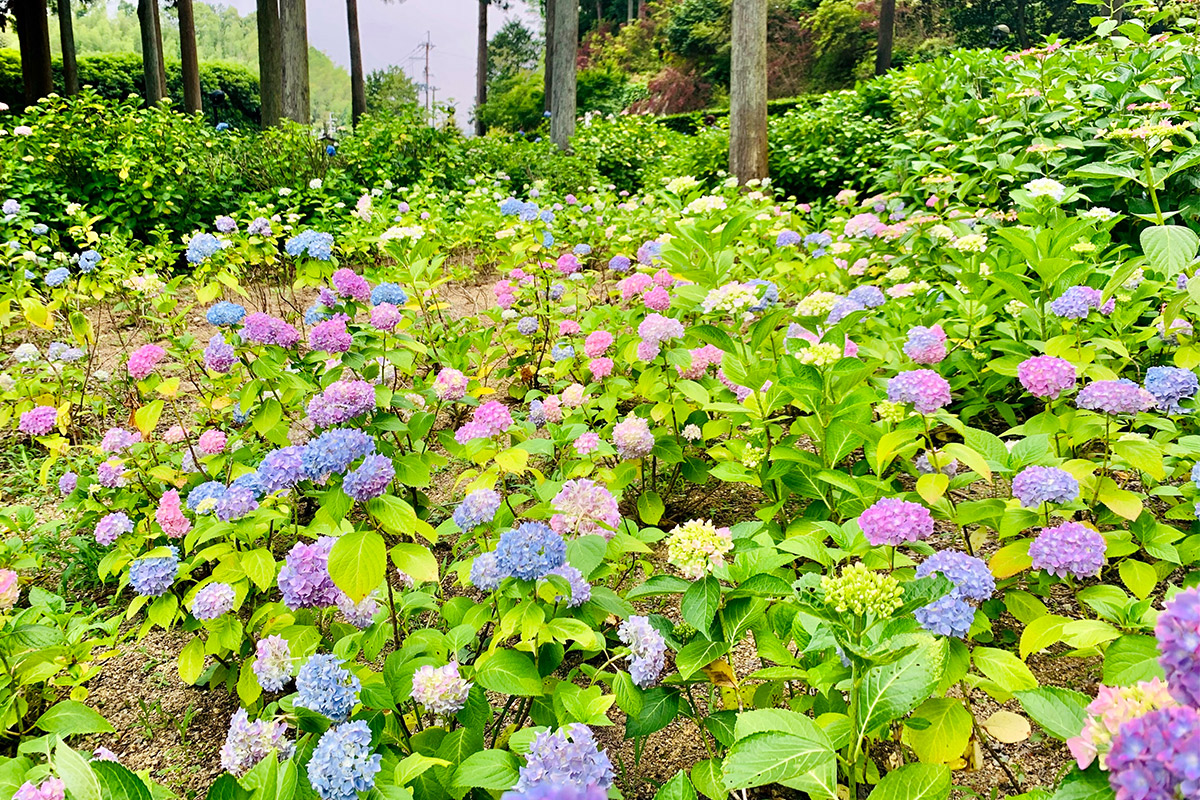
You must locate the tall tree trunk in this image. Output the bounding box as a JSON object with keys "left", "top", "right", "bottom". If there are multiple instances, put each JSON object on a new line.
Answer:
{"left": 56, "top": 0, "right": 78, "bottom": 95}
{"left": 14, "top": 0, "right": 54, "bottom": 104}
{"left": 549, "top": 0, "right": 577, "bottom": 149}
{"left": 257, "top": 0, "right": 283, "bottom": 126}
{"left": 153, "top": 0, "right": 167, "bottom": 95}
{"left": 626, "top": 0, "right": 633, "bottom": 22}
{"left": 874, "top": 0, "right": 895, "bottom": 75}
{"left": 475, "top": 0, "right": 488, "bottom": 135}
{"left": 543, "top": 0, "right": 555, "bottom": 113}
{"left": 137, "top": 0, "right": 166, "bottom": 103}
{"left": 347, "top": 0, "right": 366, "bottom": 123}
{"left": 1014, "top": 0, "right": 1030, "bottom": 48}
{"left": 729, "top": 0, "right": 767, "bottom": 183}
{"left": 178, "top": 0, "right": 203, "bottom": 113}
{"left": 279, "top": 0, "right": 311, "bottom": 123}
{"left": 638, "top": 0, "right": 646, "bottom": 19}
{"left": 594, "top": 0, "right": 602, "bottom": 27}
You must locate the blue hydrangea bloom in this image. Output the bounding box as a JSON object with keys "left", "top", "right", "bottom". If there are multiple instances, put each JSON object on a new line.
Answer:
{"left": 539, "top": 210, "right": 555, "bottom": 225}
{"left": 543, "top": 231, "right": 555, "bottom": 249}
{"left": 551, "top": 344, "right": 575, "bottom": 362}
{"left": 513, "top": 724, "right": 614, "bottom": 794}
{"left": 370, "top": 283, "right": 408, "bottom": 306}
{"left": 77, "top": 250, "right": 101, "bottom": 272}
{"left": 519, "top": 202, "right": 540, "bottom": 222}
{"left": 573, "top": 244, "right": 592, "bottom": 256}
{"left": 847, "top": 285, "right": 886, "bottom": 308}
{"left": 129, "top": 547, "right": 179, "bottom": 597}
{"left": 1145, "top": 366, "right": 1199, "bottom": 413}
{"left": 914, "top": 594, "right": 976, "bottom": 638}
{"left": 304, "top": 303, "right": 331, "bottom": 325}
{"left": 206, "top": 301, "right": 246, "bottom": 327}
{"left": 529, "top": 400, "right": 547, "bottom": 429}
{"left": 308, "top": 721, "right": 381, "bottom": 800}
{"left": 500, "top": 198, "right": 523, "bottom": 216}
{"left": 44, "top": 267, "right": 69, "bottom": 287}
{"left": 215, "top": 485, "right": 260, "bottom": 521}
{"left": 187, "top": 233, "right": 223, "bottom": 264}
{"left": 776, "top": 230, "right": 802, "bottom": 248}
{"left": 302, "top": 429, "right": 376, "bottom": 479}
{"left": 258, "top": 447, "right": 308, "bottom": 494}
{"left": 31, "top": 223, "right": 49, "bottom": 236}
{"left": 1011, "top": 466, "right": 1080, "bottom": 508}
{"left": 286, "top": 230, "right": 334, "bottom": 261}
{"left": 453, "top": 489, "right": 501, "bottom": 531}
{"left": 803, "top": 232, "right": 832, "bottom": 255}
{"left": 470, "top": 551, "right": 505, "bottom": 591}
{"left": 186, "top": 481, "right": 228, "bottom": 514}
{"left": 295, "top": 654, "right": 360, "bottom": 722}
{"left": 608, "top": 255, "right": 631, "bottom": 272}
{"left": 1192, "top": 462, "right": 1200, "bottom": 488}
{"left": 747, "top": 279, "right": 779, "bottom": 312}
{"left": 495, "top": 522, "right": 565, "bottom": 581}
{"left": 915, "top": 550, "right": 995, "bottom": 602}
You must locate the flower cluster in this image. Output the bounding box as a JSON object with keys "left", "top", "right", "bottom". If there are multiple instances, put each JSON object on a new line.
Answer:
{"left": 296, "top": 654, "right": 361, "bottom": 722}
{"left": 1076, "top": 380, "right": 1156, "bottom": 415}
{"left": 618, "top": 616, "right": 666, "bottom": 688}
{"left": 887, "top": 369, "right": 951, "bottom": 414}
{"left": 309, "top": 721, "right": 382, "bottom": 800}
{"left": 1067, "top": 679, "right": 1177, "bottom": 770}
{"left": 219, "top": 709, "right": 294, "bottom": 776}
{"left": 665, "top": 519, "right": 734, "bottom": 578}
{"left": 821, "top": 562, "right": 903, "bottom": 618}
{"left": 858, "top": 497, "right": 934, "bottom": 546}
{"left": 914, "top": 550, "right": 994, "bottom": 637}
{"left": 1018, "top": 356, "right": 1076, "bottom": 399}
{"left": 495, "top": 522, "right": 566, "bottom": 581}
{"left": 512, "top": 724, "right": 615, "bottom": 795}
{"left": 411, "top": 663, "right": 472, "bottom": 715}
{"left": 1155, "top": 587, "right": 1200, "bottom": 707}
{"left": 550, "top": 479, "right": 620, "bottom": 538}
{"left": 1029, "top": 522, "right": 1106, "bottom": 579}
{"left": 1011, "top": 466, "right": 1080, "bottom": 507}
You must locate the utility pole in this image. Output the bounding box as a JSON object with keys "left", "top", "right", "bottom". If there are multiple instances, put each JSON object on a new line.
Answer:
{"left": 422, "top": 32, "right": 433, "bottom": 115}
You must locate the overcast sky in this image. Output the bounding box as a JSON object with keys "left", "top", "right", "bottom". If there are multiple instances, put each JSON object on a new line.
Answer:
{"left": 205, "top": 0, "right": 542, "bottom": 123}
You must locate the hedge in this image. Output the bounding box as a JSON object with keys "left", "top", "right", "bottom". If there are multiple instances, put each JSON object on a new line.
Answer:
{"left": 656, "top": 96, "right": 809, "bottom": 134}
{"left": 0, "top": 49, "right": 261, "bottom": 128}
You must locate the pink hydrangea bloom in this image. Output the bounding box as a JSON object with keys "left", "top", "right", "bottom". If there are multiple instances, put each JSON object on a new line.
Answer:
{"left": 156, "top": 489, "right": 191, "bottom": 539}
{"left": 575, "top": 432, "right": 600, "bottom": 456}
{"left": 584, "top": 331, "right": 614, "bottom": 358}
{"left": 433, "top": 368, "right": 468, "bottom": 401}
{"left": 128, "top": 344, "right": 166, "bottom": 380}
{"left": 164, "top": 425, "right": 188, "bottom": 443}
{"left": 858, "top": 497, "right": 935, "bottom": 546}
{"left": 619, "top": 273, "right": 653, "bottom": 300}
{"left": 643, "top": 285, "right": 671, "bottom": 311}
{"left": 589, "top": 357, "right": 614, "bottom": 379}
{"left": 1067, "top": 679, "right": 1176, "bottom": 770}
{"left": 198, "top": 430, "right": 227, "bottom": 455}
{"left": 559, "top": 320, "right": 581, "bottom": 336}
{"left": 1018, "top": 355, "right": 1076, "bottom": 399}
{"left": 331, "top": 268, "right": 371, "bottom": 303}
{"left": 550, "top": 478, "right": 621, "bottom": 538}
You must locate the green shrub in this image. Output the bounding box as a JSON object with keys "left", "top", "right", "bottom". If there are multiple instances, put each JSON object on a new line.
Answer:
{"left": 767, "top": 90, "right": 889, "bottom": 197}
{"left": 572, "top": 114, "right": 689, "bottom": 193}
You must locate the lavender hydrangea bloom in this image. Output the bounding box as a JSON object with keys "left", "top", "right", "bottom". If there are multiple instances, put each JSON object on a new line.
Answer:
{"left": 94, "top": 512, "right": 133, "bottom": 546}
{"left": 776, "top": 230, "right": 802, "bottom": 247}
{"left": 248, "top": 217, "right": 273, "bottom": 236}
{"left": 1029, "top": 522, "right": 1106, "bottom": 579}
{"left": 296, "top": 654, "right": 360, "bottom": 722}
{"left": 544, "top": 564, "right": 591, "bottom": 607}
{"left": 187, "top": 233, "right": 223, "bottom": 264}
{"left": 1011, "top": 466, "right": 1080, "bottom": 507}
{"left": 219, "top": 709, "right": 293, "bottom": 777}
{"left": 517, "top": 316, "right": 539, "bottom": 336}
{"left": 342, "top": 454, "right": 394, "bottom": 501}
{"left": 470, "top": 551, "right": 505, "bottom": 591}
{"left": 613, "top": 415, "right": 655, "bottom": 459}
{"left": 258, "top": 446, "right": 308, "bottom": 494}
{"left": 1144, "top": 366, "right": 1198, "bottom": 413}
{"left": 204, "top": 336, "right": 237, "bottom": 373}
{"left": 302, "top": 429, "right": 376, "bottom": 479}
{"left": 278, "top": 537, "right": 341, "bottom": 609}
{"left": 1155, "top": 587, "right": 1200, "bottom": 707}
{"left": 1017, "top": 355, "right": 1077, "bottom": 399}
{"left": 214, "top": 485, "right": 259, "bottom": 521}
{"left": 916, "top": 550, "right": 995, "bottom": 602}
{"left": 914, "top": 594, "right": 976, "bottom": 638}
{"left": 1050, "top": 286, "right": 1102, "bottom": 319}
{"left": 308, "top": 721, "right": 382, "bottom": 800}
{"left": 253, "top": 635, "right": 293, "bottom": 692}
{"left": 129, "top": 548, "right": 179, "bottom": 597}
{"left": 191, "top": 582, "right": 235, "bottom": 620}
{"left": 858, "top": 498, "right": 934, "bottom": 546}
{"left": 1076, "top": 380, "right": 1156, "bottom": 415}
{"left": 58, "top": 471, "right": 77, "bottom": 495}
{"left": 411, "top": 662, "right": 472, "bottom": 714}
{"left": 903, "top": 326, "right": 948, "bottom": 365}
{"left": 337, "top": 592, "right": 380, "bottom": 628}
{"left": 504, "top": 783, "right": 608, "bottom": 800}
{"left": 496, "top": 522, "right": 565, "bottom": 581}
{"left": 307, "top": 380, "right": 377, "bottom": 427}
{"left": 608, "top": 255, "right": 631, "bottom": 272}
{"left": 513, "top": 724, "right": 614, "bottom": 794}
{"left": 618, "top": 615, "right": 665, "bottom": 688}
{"left": 187, "top": 481, "right": 227, "bottom": 514}
{"left": 915, "top": 450, "right": 957, "bottom": 477}
{"left": 453, "top": 489, "right": 502, "bottom": 530}
{"left": 1107, "top": 706, "right": 1200, "bottom": 800}
{"left": 887, "top": 370, "right": 952, "bottom": 414}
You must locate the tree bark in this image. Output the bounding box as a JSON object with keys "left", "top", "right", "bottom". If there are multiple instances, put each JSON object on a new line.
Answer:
{"left": 56, "top": 0, "right": 78, "bottom": 95}
{"left": 874, "top": 0, "right": 895, "bottom": 75}
{"left": 728, "top": 0, "right": 767, "bottom": 183}
{"left": 178, "top": 0, "right": 203, "bottom": 113}
{"left": 543, "top": 0, "right": 555, "bottom": 113}
{"left": 257, "top": 0, "right": 283, "bottom": 126}
{"left": 594, "top": 0, "right": 602, "bottom": 27}
{"left": 14, "top": 0, "right": 54, "bottom": 104}
{"left": 1014, "top": 0, "right": 1030, "bottom": 48}
{"left": 137, "top": 0, "right": 166, "bottom": 103}
{"left": 626, "top": 0, "right": 633, "bottom": 22}
{"left": 153, "top": 0, "right": 167, "bottom": 96}
{"left": 549, "top": 0, "right": 576, "bottom": 149}
{"left": 475, "top": 0, "right": 487, "bottom": 135}
{"left": 347, "top": 0, "right": 366, "bottom": 124}
{"left": 279, "top": 0, "right": 311, "bottom": 124}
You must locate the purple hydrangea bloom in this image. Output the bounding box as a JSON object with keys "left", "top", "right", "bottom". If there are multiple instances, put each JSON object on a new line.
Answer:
{"left": 249, "top": 217, "right": 273, "bottom": 236}
{"left": 544, "top": 564, "right": 591, "bottom": 607}
{"left": 915, "top": 450, "right": 957, "bottom": 477}
{"left": 253, "top": 635, "right": 293, "bottom": 692}
{"left": 887, "top": 370, "right": 951, "bottom": 414}
{"left": 470, "top": 551, "right": 505, "bottom": 591}
{"left": 214, "top": 485, "right": 259, "bottom": 521}
{"left": 94, "top": 512, "right": 133, "bottom": 546}
{"left": 370, "top": 304, "right": 401, "bottom": 330}
{"left": 1029, "top": 522, "right": 1106, "bottom": 579}
{"left": 278, "top": 537, "right": 341, "bottom": 609}
{"left": 903, "top": 325, "right": 948, "bottom": 365}
{"left": 1077, "top": 379, "right": 1157, "bottom": 415}
{"left": 608, "top": 255, "right": 632, "bottom": 272}
{"left": 308, "top": 721, "right": 381, "bottom": 800}
{"left": 776, "top": 230, "right": 802, "bottom": 248}
{"left": 618, "top": 615, "right": 665, "bottom": 688}
{"left": 1107, "top": 706, "right": 1200, "bottom": 800}
{"left": 914, "top": 594, "right": 976, "bottom": 638}
{"left": 1018, "top": 355, "right": 1076, "bottom": 399}
{"left": 1145, "top": 366, "right": 1198, "bottom": 413}
{"left": 129, "top": 548, "right": 179, "bottom": 597}
{"left": 307, "top": 380, "right": 377, "bottom": 427}
{"left": 613, "top": 415, "right": 655, "bottom": 459}
{"left": 302, "top": 429, "right": 376, "bottom": 479}
{"left": 331, "top": 268, "right": 370, "bottom": 303}
{"left": 495, "top": 522, "right": 565, "bottom": 581}
{"left": 1050, "top": 286, "right": 1103, "bottom": 319}
{"left": 241, "top": 313, "right": 300, "bottom": 347}
{"left": 916, "top": 550, "right": 995, "bottom": 602}
{"left": 336, "top": 592, "right": 380, "bottom": 628}
{"left": 411, "top": 662, "right": 472, "bottom": 714}
{"left": 517, "top": 316, "right": 539, "bottom": 336}
{"left": 342, "top": 454, "right": 394, "bottom": 501}
{"left": 1011, "top": 466, "right": 1080, "bottom": 507}
{"left": 219, "top": 708, "right": 293, "bottom": 777}
{"left": 1155, "top": 587, "right": 1200, "bottom": 707}
{"left": 58, "top": 471, "right": 77, "bottom": 495}
{"left": 453, "top": 489, "right": 502, "bottom": 530}
{"left": 858, "top": 498, "right": 934, "bottom": 546}
{"left": 258, "top": 446, "right": 308, "bottom": 494}
{"left": 309, "top": 317, "right": 353, "bottom": 353}
{"left": 97, "top": 459, "right": 127, "bottom": 488}
{"left": 826, "top": 297, "right": 865, "bottom": 325}
{"left": 513, "top": 724, "right": 614, "bottom": 794}
{"left": 204, "top": 335, "right": 237, "bottom": 373}
{"left": 191, "top": 582, "right": 235, "bottom": 620}
{"left": 296, "top": 654, "right": 360, "bottom": 722}
{"left": 19, "top": 406, "right": 57, "bottom": 435}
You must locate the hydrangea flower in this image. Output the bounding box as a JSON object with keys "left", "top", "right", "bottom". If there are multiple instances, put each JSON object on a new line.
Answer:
{"left": 94, "top": 512, "right": 133, "bottom": 546}
{"left": 253, "top": 635, "right": 293, "bottom": 692}
{"left": 129, "top": 548, "right": 179, "bottom": 597}
{"left": 257, "top": 446, "right": 307, "bottom": 494}
{"left": 512, "top": 724, "right": 614, "bottom": 794}
{"left": 278, "top": 537, "right": 341, "bottom": 608}
{"left": 1107, "top": 706, "right": 1200, "bottom": 800}
{"left": 411, "top": 663, "right": 472, "bottom": 714}
{"left": 286, "top": 229, "right": 334, "bottom": 260}
{"left": 915, "top": 449, "right": 957, "bottom": 477}
{"left": 242, "top": 313, "right": 300, "bottom": 347}
{"left": 776, "top": 230, "right": 801, "bottom": 247}
{"left": 58, "top": 471, "right": 77, "bottom": 495}
{"left": 470, "top": 551, "right": 505, "bottom": 591}
{"left": 608, "top": 255, "right": 631, "bottom": 272}
{"left": 215, "top": 215, "right": 238, "bottom": 233}
{"left": 1029, "top": 522, "right": 1106, "bottom": 579}
{"left": 858, "top": 497, "right": 934, "bottom": 546}
{"left": 337, "top": 592, "right": 380, "bottom": 628}
{"left": 370, "top": 303, "right": 401, "bottom": 330}
{"left": 308, "top": 721, "right": 381, "bottom": 800}
{"left": 309, "top": 318, "right": 352, "bottom": 353}
{"left": 1011, "top": 466, "right": 1080, "bottom": 507}
{"left": 1155, "top": 587, "right": 1200, "bottom": 707}
{"left": 517, "top": 316, "right": 539, "bottom": 336}
{"left": 613, "top": 415, "right": 654, "bottom": 459}
{"left": 1018, "top": 355, "right": 1076, "bottom": 399}
{"left": 44, "top": 267, "right": 69, "bottom": 287}
{"left": 453, "top": 489, "right": 501, "bottom": 531}
{"left": 913, "top": 550, "right": 994, "bottom": 638}
{"left": 296, "top": 654, "right": 360, "bottom": 722}
{"left": 618, "top": 616, "right": 665, "bottom": 688}
{"left": 77, "top": 250, "right": 101, "bottom": 272}
{"left": 1067, "top": 679, "right": 1177, "bottom": 770}
{"left": 206, "top": 302, "right": 246, "bottom": 327}
{"left": 19, "top": 405, "right": 57, "bottom": 435}
{"left": 13, "top": 778, "right": 64, "bottom": 800}
{"left": 191, "top": 582, "right": 235, "bottom": 620}
{"left": 495, "top": 522, "right": 565, "bottom": 581}
{"left": 342, "top": 454, "right": 394, "bottom": 501}
{"left": 1144, "top": 366, "right": 1198, "bottom": 413}
{"left": 1050, "top": 286, "right": 1104, "bottom": 319}
{"left": 550, "top": 479, "right": 620, "bottom": 539}
{"left": 198, "top": 429, "right": 227, "bottom": 455}
{"left": 914, "top": 594, "right": 976, "bottom": 638}
{"left": 307, "top": 380, "right": 377, "bottom": 427}
{"left": 331, "top": 268, "right": 370, "bottom": 303}
{"left": 204, "top": 335, "right": 237, "bottom": 373}
{"left": 821, "top": 562, "right": 903, "bottom": 617}
{"left": 543, "top": 564, "right": 591, "bottom": 607}
{"left": 302, "top": 428, "right": 376, "bottom": 479}
{"left": 186, "top": 233, "right": 223, "bottom": 264}
{"left": 433, "top": 368, "right": 469, "bottom": 401}
{"left": 1077, "top": 379, "right": 1156, "bottom": 415}
{"left": 887, "top": 370, "right": 951, "bottom": 415}
{"left": 574, "top": 432, "right": 600, "bottom": 455}
{"left": 127, "top": 344, "right": 166, "bottom": 380}
{"left": 903, "top": 325, "right": 948, "bottom": 364}
{"left": 665, "top": 519, "right": 734, "bottom": 578}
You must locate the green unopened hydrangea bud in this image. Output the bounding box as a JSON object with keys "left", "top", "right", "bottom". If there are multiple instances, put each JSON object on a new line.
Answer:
{"left": 674, "top": 622, "right": 697, "bottom": 644}
{"left": 821, "top": 562, "right": 903, "bottom": 618}
{"left": 742, "top": 446, "right": 765, "bottom": 469}
{"left": 876, "top": 401, "right": 909, "bottom": 424}
{"left": 797, "top": 342, "right": 842, "bottom": 367}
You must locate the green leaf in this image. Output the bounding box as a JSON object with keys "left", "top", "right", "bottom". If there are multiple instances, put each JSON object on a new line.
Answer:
{"left": 93, "top": 761, "right": 152, "bottom": 800}
{"left": 1051, "top": 766, "right": 1113, "bottom": 800}
{"left": 1102, "top": 635, "right": 1165, "bottom": 686}
{"left": 637, "top": 491, "right": 665, "bottom": 525}
{"left": 732, "top": 709, "right": 837, "bottom": 799}
{"left": 452, "top": 750, "right": 520, "bottom": 790}
{"left": 653, "top": 770, "right": 697, "bottom": 800}
{"left": 35, "top": 701, "right": 113, "bottom": 737}
{"left": 1118, "top": 559, "right": 1157, "bottom": 600}
{"left": 56, "top": 740, "right": 100, "bottom": 800}
{"left": 206, "top": 774, "right": 252, "bottom": 800}
{"left": 860, "top": 635, "right": 945, "bottom": 733}
{"left": 328, "top": 530, "right": 387, "bottom": 602}
{"left": 722, "top": 731, "right": 835, "bottom": 791}
{"left": 1019, "top": 615, "right": 1068, "bottom": 660}
{"left": 681, "top": 576, "right": 720, "bottom": 631}
{"left": 866, "top": 763, "right": 951, "bottom": 800}
{"left": 390, "top": 543, "right": 439, "bottom": 585}
{"left": 178, "top": 636, "right": 205, "bottom": 684}
{"left": 625, "top": 688, "right": 679, "bottom": 738}
{"left": 474, "top": 650, "right": 544, "bottom": 697}
{"left": 690, "top": 759, "right": 725, "bottom": 800}
{"left": 1141, "top": 224, "right": 1199, "bottom": 277}
{"left": 1015, "top": 687, "right": 1090, "bottom": 741}
{"left": 676, "top": 640, "right": 731, "bottom": 681}
{"left": 901, "top": 698, "right": 972, "bottom": 766}
{"left": 973, "top": 647, "right": 1038, "bottom": 700}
